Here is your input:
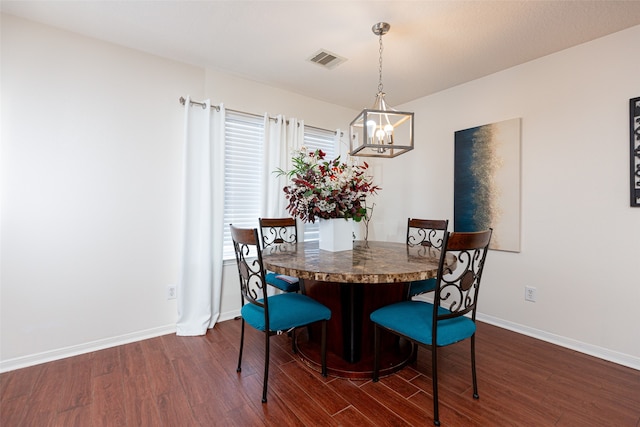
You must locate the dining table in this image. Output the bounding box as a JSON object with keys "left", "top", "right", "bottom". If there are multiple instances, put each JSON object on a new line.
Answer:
{"left": 262, "top": 239, "right": 453, "bottom": 379}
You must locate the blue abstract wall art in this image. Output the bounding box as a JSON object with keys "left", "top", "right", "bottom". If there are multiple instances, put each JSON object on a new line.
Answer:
{"left": 454, "top": 118, "right": 521, "bottom": 252}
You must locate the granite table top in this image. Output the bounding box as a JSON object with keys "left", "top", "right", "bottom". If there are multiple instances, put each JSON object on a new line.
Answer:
{"left": 262, "top": 240, "right": 454, "bottom": 284}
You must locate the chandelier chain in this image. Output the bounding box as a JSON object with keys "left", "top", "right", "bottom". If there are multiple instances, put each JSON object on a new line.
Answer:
{"left": 378, "top": 33, "right": 384, "bottom": 94}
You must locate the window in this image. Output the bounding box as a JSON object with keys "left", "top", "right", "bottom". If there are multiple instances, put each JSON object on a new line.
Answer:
{"left": 223, "top": 112, "right": 264, "bottom": 259}
{"left": 222, "top": 112, "right": 337, "bottom": 260}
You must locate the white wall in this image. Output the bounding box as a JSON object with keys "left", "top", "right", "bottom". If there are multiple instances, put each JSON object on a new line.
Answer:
{"left": 0, "top": 14, "right": 200, "bottom": 368}
{"left": 204, "top": 69, "right": 357, "bottom": 132}
{"left": 2, "top": 13, "right": 638, "bottom": 372}
{"left": 373, "top": 25, "right": 640, "bottom": 367}
{"left": 0, "top": 14, "right": 357, "bottom": 371}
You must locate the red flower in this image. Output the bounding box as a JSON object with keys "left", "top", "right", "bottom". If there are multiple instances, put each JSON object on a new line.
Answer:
{"left": 277, "top": 148, "right": 380, "bottom": 223}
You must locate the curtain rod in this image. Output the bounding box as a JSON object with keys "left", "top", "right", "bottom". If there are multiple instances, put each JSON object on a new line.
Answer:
{"left": 179, "top": 97, "right": 342, "bottom": 136}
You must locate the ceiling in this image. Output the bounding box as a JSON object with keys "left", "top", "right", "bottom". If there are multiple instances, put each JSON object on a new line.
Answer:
{"left": 3, "top": 1, "right": 640, "bottom": 110}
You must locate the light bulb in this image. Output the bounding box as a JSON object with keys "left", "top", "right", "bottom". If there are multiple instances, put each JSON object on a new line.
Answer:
{"left": 366, "top": 120, "right": 376, "bottom": 140}
{"left": 375, "top": 128, "right": 386, "bottom": 143}
{"left": 384, "top": 124, "right": 394, "bottom": 144}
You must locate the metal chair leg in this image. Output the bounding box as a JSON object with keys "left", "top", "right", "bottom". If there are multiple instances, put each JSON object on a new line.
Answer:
{"left": 320, "top": 320, "right": 327, "bottom": 377}
{"left": 410, "top": 341, "right": 419, "bottom": 363}
{"left": 471, "top": 334, "right": 479, "bottom": 399}
{"left": 262, "top": 331, "right": 270, "bottom": 403}
{"left": 237, "top": 318, "right": 245, "bottom": 373}
{"left": 432, "top": 346, "right": 440, "bottom": 426}
{"left": 291, "top": 328, "right": 297, "bottom": 354}
{"left": 372, "top": 324, "right": 380, "bottom": 382}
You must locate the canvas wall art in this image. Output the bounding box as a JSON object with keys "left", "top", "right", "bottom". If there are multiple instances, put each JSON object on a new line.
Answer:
{"left": 454, "top": 118, "right": 521, "bottom": 252}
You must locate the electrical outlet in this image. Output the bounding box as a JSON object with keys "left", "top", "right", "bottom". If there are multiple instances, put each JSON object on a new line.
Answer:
{"left": 525, "top": 286, "right": 537, "bottom": 302}
{"left": 167, "top": 285, "right": 177, "bottom": 300}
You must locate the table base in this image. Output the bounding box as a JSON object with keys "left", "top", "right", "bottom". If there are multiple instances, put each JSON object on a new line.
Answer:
{"left": 293, "top": 328, "right": 414, "bottom": 379}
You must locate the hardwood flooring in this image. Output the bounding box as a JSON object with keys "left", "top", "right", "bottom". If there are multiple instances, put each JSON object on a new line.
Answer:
{"left": 2, "top": 320, "right": 639, "bottom": 426}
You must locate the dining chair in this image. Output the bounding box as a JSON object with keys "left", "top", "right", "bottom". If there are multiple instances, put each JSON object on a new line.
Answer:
{"left": 371, "top": 229, "right": 492, "bottom": 426}
{"left": 259, "top": 217, "right": 300, "bottom": 293}
{"left": 230, "top": 224, "right": 330, "bottom": 403}
{"left": 406, "top": 218, "right": 449, "bottom": 298}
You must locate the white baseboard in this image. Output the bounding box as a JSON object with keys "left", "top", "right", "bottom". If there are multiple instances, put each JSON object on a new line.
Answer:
{"left": 477, "top": 313, "right": 640, "bottom": 371}
{"left": 0, "top": 324, "right": 176, "bottom": 373}
{"left": 1, "top": 310, "right": 243, "bottom": 373}
{"left": 3, "top": 311, "right": 636, "bottom": 373}
{"left": 219, "top": 309, "right": 241, "bottom": 322}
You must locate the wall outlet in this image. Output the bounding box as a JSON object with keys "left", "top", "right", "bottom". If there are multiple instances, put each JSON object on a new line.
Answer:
{"left": 525, "top": 286, "right": 537, "bottom": 302}
{"left": 167, "top": 285, "right": 177, "bottom": 300}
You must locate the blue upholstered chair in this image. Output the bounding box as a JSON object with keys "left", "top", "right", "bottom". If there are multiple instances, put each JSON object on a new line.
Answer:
{"left": 406, "top": 218, "right": 449, "bottom": 298}
{"left": 371, "top": 229, "right": 492, "bottom": 426}
{"left": 259, "top": 217, "right": 300, "bottom": 293}
{"left": 230, "top": 224, "right": 330, "bottom": 403}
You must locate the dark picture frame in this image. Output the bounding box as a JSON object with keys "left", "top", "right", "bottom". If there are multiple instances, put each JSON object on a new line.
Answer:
{"left": 630, "top": 97, "right": 640, "bottom": 207}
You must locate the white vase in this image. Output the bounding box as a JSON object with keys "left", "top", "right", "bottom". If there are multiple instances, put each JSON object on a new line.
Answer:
{"left": 318, "top": 218, "right": 353, "bottom": 252}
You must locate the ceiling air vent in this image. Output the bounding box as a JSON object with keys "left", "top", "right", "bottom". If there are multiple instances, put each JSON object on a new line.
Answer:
{"left": 308, "top": 49, "right": 347, "bottom": 70}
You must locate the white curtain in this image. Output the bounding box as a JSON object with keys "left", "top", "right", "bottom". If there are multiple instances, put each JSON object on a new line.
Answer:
{"left": 262, "top": 115, "right": 304, "bottom": 217}
{"left": 177, "top": 96, "right": 225, "bottom": 336}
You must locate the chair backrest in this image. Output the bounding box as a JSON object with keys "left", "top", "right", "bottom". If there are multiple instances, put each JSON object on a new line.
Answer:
{"left": 434, "top": 229, "right": 492, "bottom": 322}
{"left": 407, "top": 218, "right": 449, "bottom": 249}
{"left": 230, "top": 224, "right": 268, "bottom": 310}
{"left": 259, "top": 217, "right": 297, "bottom": 248}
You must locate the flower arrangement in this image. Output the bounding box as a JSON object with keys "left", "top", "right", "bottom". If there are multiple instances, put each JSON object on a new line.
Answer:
{"left": 276, "top": 147, "right": 380, "bottom": 223}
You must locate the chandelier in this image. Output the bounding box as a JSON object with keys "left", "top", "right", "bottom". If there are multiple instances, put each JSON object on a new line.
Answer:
{"left": 349, "top": 22, "right": 414, "bottom": 158}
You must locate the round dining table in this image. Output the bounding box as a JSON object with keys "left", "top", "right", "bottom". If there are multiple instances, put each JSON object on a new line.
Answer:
{"left": 262, "top": 240, "right": 451, "bottom": 379}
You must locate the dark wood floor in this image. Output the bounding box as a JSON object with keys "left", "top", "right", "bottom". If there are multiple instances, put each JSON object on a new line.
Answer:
{"left": 1, "top": 319, "right": 639, "bottom": 426}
